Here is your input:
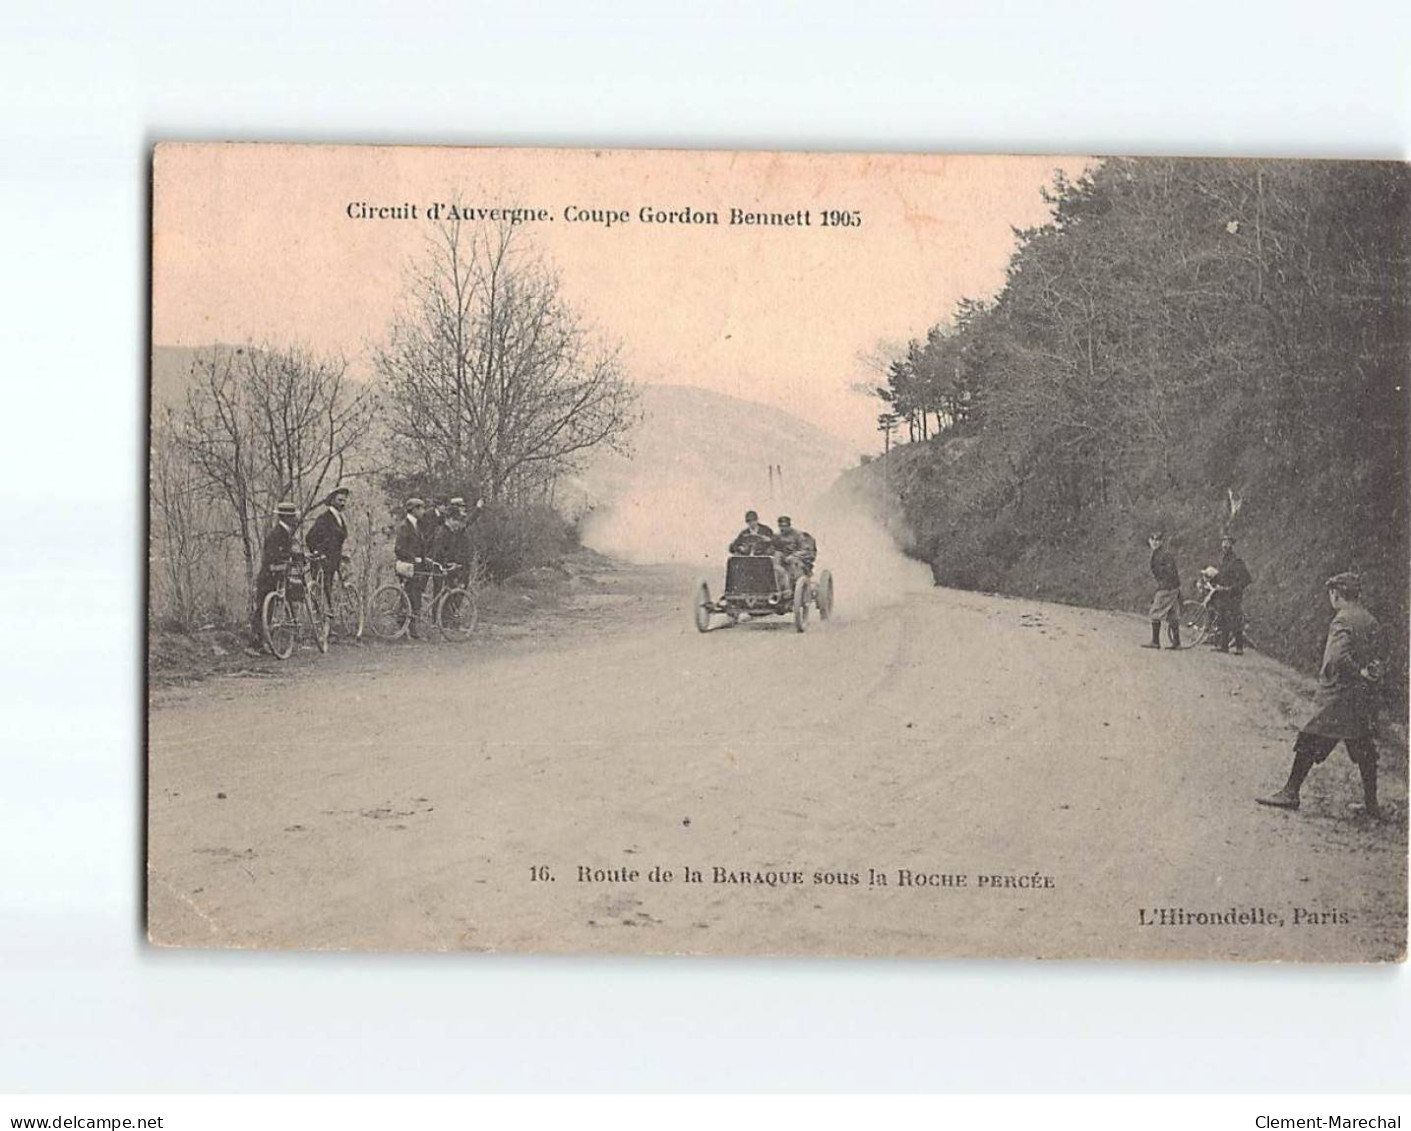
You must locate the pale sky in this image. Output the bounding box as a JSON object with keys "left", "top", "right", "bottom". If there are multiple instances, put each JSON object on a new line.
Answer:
{"left": 153, "top": 145, "right": 1088, "bottom": 452}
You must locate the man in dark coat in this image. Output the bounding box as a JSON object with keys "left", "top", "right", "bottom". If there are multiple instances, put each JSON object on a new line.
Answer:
{"left": 729, "top": 509, "right": 774, "bottom": 556}
{"left": 1257, "top": 572, "right": 1385, "bottom": 819}
{"left": 428, "top": 498, "right": 476, "bottom": 598}
{"left": 394, "top": 497, "right": 428, "bottom": 636}
{"left": 773, "top": 515, "right": 817, "bottom": 586}
{"left": 304, "top": 486, "right": 351, "bottom": 604}
{"left": 1212, "top": 533, "right": 1252, "bottom": 655}
{"left": 250, "top": 500, "right": 300, "bottom": 648}
{"left": 1143, "top": 531, "right": 1182, "bottom": 649}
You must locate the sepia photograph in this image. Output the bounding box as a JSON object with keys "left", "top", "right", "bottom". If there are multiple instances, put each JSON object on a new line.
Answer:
{"left": 146, "top": 143, "right": 1407, "bottom": 962}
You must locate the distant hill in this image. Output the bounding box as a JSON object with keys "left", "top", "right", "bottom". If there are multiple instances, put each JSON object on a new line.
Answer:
{"left": 566, "top": 384, "right": 854, "bottom": 565}
{"left": 152, "top": 347, "right": 854, "bottom": 566}
{"left": 150, "top": 344, "right": 217, "bottom": 408}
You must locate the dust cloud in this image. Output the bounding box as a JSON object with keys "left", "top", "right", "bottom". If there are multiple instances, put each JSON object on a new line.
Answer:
{"left": 578, "top": 471, "right": 932, "bottom": 617}
{"left": 806, "top": 492, "right": 934, "bottom": 616}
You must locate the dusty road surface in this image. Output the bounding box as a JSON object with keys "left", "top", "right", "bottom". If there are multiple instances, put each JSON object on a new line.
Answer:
{"left": 148, "top": 558, "right": 1407, "bottom": 960}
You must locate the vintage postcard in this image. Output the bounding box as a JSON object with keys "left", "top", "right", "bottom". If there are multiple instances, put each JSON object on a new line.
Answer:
{"left": 147, "top": 144, "right": 1408, "bottom": 960}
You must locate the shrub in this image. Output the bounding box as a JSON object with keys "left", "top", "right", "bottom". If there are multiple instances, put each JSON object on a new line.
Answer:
{"left": 469, "top": 502, "right": 574, "bottom": 581}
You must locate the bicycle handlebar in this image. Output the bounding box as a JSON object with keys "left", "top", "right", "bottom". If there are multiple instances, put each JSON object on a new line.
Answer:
{"left": 408, "top": 558, "right": 462, "bottom": 577}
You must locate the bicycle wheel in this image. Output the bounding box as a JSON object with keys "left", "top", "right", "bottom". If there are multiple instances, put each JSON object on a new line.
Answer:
{"left": 335, "top": 581, "right": 365, "bottom": 639}
{"left": 305, "top": 593, "right": 330, "bottom": 653}
{"left": 437, "top": 586, "right": 480, "bottom": 642}
{"left": 261, "top": 592, "right": 296, "bottom": 660}
{"left": 1181, "top": 601, "right": 1211, "bottom": 647}
{"left": 368, "top": 583, "right": 412, "bottom": 639}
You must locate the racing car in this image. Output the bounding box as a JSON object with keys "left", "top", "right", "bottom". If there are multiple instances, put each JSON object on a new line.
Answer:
{"left": 693, "top": 553, "right": 834, "bottom": 633}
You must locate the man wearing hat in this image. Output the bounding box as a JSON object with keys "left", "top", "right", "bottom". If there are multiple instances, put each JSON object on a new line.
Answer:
{"left": 429, "top": 497, "right": 477, "bottom": 600}
{"left": 305, "top": 486, "right": 352, "bottom": 607}
{"left": 250, "top": 500, "right": 300, "bottom": 649}
{"left": 729, "top": 510, "right": 774, "bottom": 556}
{"left": 394, "top": 497, "right": 428, "bottom": 636}
{"left": 1142, "top": 531, "right": 1182, "bottom": 650}
{"left": 773, "top": 515, "right": 817, "bottom": 588}
{"left": 1211, "top": 533, "right": 1252, "bottom": 655}
{"left": 729, "top": 510, "right": 785, "bottom": 593}
{"left": 1257, "top": 572, "right": 1385, "bottom": 819}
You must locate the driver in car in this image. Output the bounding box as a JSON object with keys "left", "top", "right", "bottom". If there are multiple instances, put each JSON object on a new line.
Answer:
{"left": 729, "top": 510, "right": 775, "bottom": 556}
{"left": 773, "top": 515, "right": 817, "bottom": 588}
{"left": 730, "top": 509, "right": 790, "bottom": 599}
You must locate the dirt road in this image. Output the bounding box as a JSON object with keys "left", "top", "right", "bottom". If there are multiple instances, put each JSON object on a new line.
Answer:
{"left": 147, "top": 559, "right": 1407, "bottom": 960}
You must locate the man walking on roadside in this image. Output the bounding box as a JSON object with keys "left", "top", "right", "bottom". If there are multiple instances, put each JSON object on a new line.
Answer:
{"left": 1257, "top": 572, "right": 1386, "bottom": 820}
{"left": 1143, "top": 531, "right": 1182, "bottom": 650}
{"left": 1212, "top": 533, "right": 1252, "bottom": 655}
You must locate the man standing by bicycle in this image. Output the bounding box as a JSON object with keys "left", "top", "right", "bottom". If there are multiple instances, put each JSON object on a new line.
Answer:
{"left": 250, "top": 500, "right": 300, "bottom": 651}
{"left": 429, "top": 497, "right": 476, "bottom": 603}
{"left": 1143, "top": 530, "right": 1182, "bottom": 650}
{"left": 394, "top": 497, "right": 428, "bottom": 638}
{"left": 305, "top": 486, "right": 351, "bottom": 608}
{"left": 1212, "top": 533, "right": 1252, "bottom": 655}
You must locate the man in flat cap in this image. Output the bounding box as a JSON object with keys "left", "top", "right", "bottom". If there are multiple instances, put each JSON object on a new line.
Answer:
{"left": 250, "top": 500, "right": 300, "bottom": 650}
{"left": 305, "top": 486, "right": 351, "bottom": 609}
{"left": 729, "top": 509, "right": 774, "bottom": 556}
{"left": 773, "top": 515, "right": 817, "bottom": 589}
{"left": 394, "top": 497, "right": 428, "bottom": 637}
{"left": 1258, "top": 572, "right": 1386, "bottom": 819}
{"left": 1143, "top": 531, "right": 1183, "bottom": 650}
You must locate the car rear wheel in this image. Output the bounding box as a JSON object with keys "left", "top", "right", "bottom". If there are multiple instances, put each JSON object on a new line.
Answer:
{"left": 693, "top": 579, "right": 713, "bottom": 633}
{"left": 816, "top": 570, "right": 834, "bottom": 620}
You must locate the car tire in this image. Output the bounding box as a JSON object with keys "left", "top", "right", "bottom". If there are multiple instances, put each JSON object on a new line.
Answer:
{"left": 694, "top": 579, "right": 713, "bottom": 633}
{"left": 793, "top": 576, "right": 810, "bottom": 633}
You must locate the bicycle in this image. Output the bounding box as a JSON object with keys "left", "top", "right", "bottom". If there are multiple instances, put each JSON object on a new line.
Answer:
{"left": 1181, "top": 574, "right": 1256, "bottom": 651}
{"left": 311, "top": 554, "right": 365, "bottom": 640}
{"left": 367, "top": 559, "right": 479, "bottom": 643}
{"left": 261, "top": 549, "right": 330, "bottom": 660}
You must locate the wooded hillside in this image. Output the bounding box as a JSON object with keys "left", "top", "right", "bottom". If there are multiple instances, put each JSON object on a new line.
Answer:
{"left": 845, "top": 157, "right": 1408, "bottom": 681}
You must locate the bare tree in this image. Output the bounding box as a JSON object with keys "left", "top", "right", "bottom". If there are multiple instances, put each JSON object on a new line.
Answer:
{"left": 376, "top": 217, "right": 639, "bottom": 502}
{"left": 150, "top": 408, "right": 205, "bottom": 626}
{"left": 174, "top": 343, "right": 376, "bottom": 587}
